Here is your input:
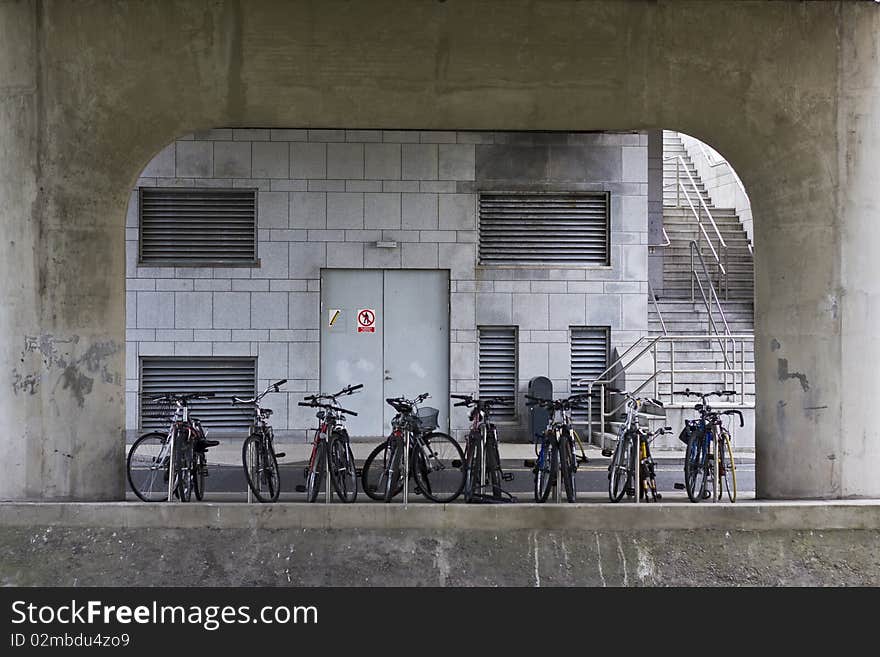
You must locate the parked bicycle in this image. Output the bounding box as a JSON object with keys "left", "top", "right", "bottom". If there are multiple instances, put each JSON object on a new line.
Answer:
{"left": 452, "top": 394, "right": 515, "bottom": 503}
{"left": 233, "top": 379, "right": 288, "bottom": 503}
{"left": 603, "top": 389, "right": 672, "bottom": 503}
{"left": 127, "top": 392, "right": 218, "bottom": 502}
{"left": 525, "top": 393, "right": 589, "bottom": 503}
{"left": 361, "top": 393, "right": 465, "bottom": 503}
{"left": 675, "top": 389, "right": 742, "bottom": 503}
{"left": 297, "top": 384, "right": 362, "bottom": 503}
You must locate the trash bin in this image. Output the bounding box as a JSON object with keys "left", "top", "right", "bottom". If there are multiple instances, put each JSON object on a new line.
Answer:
{"left": 527, "top": 376, "right": 553, "bottom": 443}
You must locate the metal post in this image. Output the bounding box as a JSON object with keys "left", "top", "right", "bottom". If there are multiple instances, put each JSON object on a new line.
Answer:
{"left": 634, "top": 435, "right": 640, "bottom": 505}
{"left": 166, "top": 429, "right": 175, "bottom": 503}
{"left": 554, "top": 430, "right": 561, "bottom": 504}
{"left": 325, "top": 436, "right": 331, "bottom": 504}
{"left": 714, "top": 441, "right": 719, "bottom": 503}
{"left": 676, "top": 161, "right": 681, "bottom": 208}
{"left": 599, "top": 387, "right": 606, "bottom": 452}
{"left": 403, "top": 430, "right": 409, "bottom": 506}
{"left": 670, "top": 342, "right": 675, "bottom": 396}
{"left": 653, "top": 344, "right": 658, "bottom": 401}
{"left": 690, "top": 243, "right": 695, "bottom": 303}
{"left": 480, "top": 434, "right": 486, "bottom": 493}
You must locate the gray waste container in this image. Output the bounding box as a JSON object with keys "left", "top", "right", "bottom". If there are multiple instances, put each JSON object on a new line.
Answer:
{"left": 527, "top": 376, "right": 553, "bottom": 442}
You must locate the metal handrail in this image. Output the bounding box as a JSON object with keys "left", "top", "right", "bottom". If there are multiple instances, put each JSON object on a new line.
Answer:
{"left": 662, "top": 155, "right": 728, "bottom": 250}
{"left": 663, "top": 154, "right": 729, "bottom": 299}
{"left": 578, "top": 334, "right": 754, "bottom": 449}
{"left": 647, "top": 280, "right": 667, "bottom": 336}
{"left": 690, "top": 240, "right": 732, "bottom": 338}
{"left": 648, "top": 226, "right": 671, "bottom": 248}
{"left": 686, "top": 137, "right": 754, "bottom": 257}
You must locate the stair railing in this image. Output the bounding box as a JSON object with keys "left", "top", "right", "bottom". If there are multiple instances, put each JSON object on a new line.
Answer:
{"left": 647, "top": 279, "right": 668, "bottom": 336}
{"left": 579, "top": 333, "right": 754, "bottom": 450}
{"left": 663, "top": 154, "right": 729, "bottom": 300}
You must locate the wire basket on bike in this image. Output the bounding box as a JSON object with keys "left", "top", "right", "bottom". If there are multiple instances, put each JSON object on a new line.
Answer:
{"left": 415, "top": 406, "right": 439, "bottom": 432}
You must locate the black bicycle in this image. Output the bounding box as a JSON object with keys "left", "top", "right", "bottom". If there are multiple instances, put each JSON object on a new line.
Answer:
{"left": 675, "top": 389, "right": 742, "bottom": 503}
{"left": 233, "top": 379, "right": 287, "bottom": 503}
{"left": 127, "top": 392, "right": 218, "bottom": 502}
{"left": 361, "top": 393, "right": 465, "bottom": 503}
{"left": 452, "top": 394, "right": 515, "bottom": 503}
{"left": 297, "top": 384, "right": 362, "bottom": 503}
{"left": 525, "top": 393, "right": 590, "bottom": 503}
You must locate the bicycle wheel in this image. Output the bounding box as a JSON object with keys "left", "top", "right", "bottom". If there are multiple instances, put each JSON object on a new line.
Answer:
{"left": 608, "top": 431, "right": 634, "bottom": 502}
{"left": 243, "top": 433, "right": 280, "bottom": 503}
{"left": 559, "top": 430, "right": 577, "bottom": 503}
{"left": 361, "top": 440, "right": 404, "bottom": 501}
{"left": 534, "top": 441, "right": 557, "bottom": 503}
{"left": 305, "top": 440, "right": 326, "bottom": 503}
{"left": 193, "top": 450, "right": 207, "bottom": 501}
{"left": 383, "top": 435, "right": 404, "bottom": 502}
{"left": 174, "top": 432, "right": 194, "bottom": 503}
{"left": 684, "top": 432, "right": 709, "bottom": 503}
{"left": 329, "top": 430, "right": 358, "bottom": 503}
{"left": 462, "top": 435, "right": 480, "bottom": 503}
{"left": 412, "top": 432, "right": 465, "bottom": 503}
{"left": 127, "top": 432, "right": 172, "bottom": 502}
{"left": 719, "top": 430, "right": 737, "bottom": 502}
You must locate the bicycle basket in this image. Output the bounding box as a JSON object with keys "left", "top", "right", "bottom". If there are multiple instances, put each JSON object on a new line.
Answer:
{"left": 678, "top": 420, "right": 697, "bottom": 445}
{"left": 415, "top": 406, "right": 439, "bottom": 432}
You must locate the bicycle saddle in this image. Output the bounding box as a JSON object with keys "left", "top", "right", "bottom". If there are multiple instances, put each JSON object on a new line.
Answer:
{"left": 195, "top": 438, "right": 220, "bottom": 451}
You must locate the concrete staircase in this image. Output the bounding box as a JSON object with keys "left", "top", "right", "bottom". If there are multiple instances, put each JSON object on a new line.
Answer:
{"left": 661, "top": 131, "right": 755, "bottom": 301}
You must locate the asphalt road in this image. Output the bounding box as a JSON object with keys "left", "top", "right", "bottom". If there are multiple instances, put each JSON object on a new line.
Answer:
{"left": 127, "top": 456, "right": 755, "bottom": 503}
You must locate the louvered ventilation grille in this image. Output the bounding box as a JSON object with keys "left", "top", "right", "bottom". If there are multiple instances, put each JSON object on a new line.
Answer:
{"left": 478, "top": 327, "right": 517, "bottom": 420}
{"left": 478, "top": 192, "right": 610, "bottom": 266}
{"left": 140, "top": 357, "right": 257, "bottom": 432}
{"left": 139, "top": 188, "right": 257, "bottom": 264}
{"left": 570, "top": 327, "right": 609, "bottom": 423}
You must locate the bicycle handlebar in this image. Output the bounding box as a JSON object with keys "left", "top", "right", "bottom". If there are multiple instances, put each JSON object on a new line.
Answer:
{"left": 721, "top": 409, "right": 745, "bottom": 427}
{"left": 297, "top": 400, "right": 358, "bottom": 416}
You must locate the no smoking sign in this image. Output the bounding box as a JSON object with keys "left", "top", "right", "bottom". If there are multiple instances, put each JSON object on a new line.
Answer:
{"left": 357, "top": 308, "right": 376, "bottom": 333}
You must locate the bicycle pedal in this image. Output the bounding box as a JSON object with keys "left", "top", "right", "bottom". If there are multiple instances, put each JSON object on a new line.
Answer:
{"left": 355, "top": 468, "right": 363, "bottom": 477}
{"left": 673, "top": 482, "right": 685, "bottom": 490}
{"left": 274, "top": 452, "right": 286, "bottom": 459}
{"left": 502, "top": 472, "right": 514, "bottom": 482}
{"left": 451, "top": 459, "right": 462, "bottom": 468}
{"left": 577, "top": 456, "right": 590, "bottom": 464}
{"left": 523, "top": 459, "right": 536, "bottom": 468}
{"left": 294, "top": 484, "right": 306, "bottom": 493}
{"left": 601, "top": 449, "right": 613, "bottom": 457}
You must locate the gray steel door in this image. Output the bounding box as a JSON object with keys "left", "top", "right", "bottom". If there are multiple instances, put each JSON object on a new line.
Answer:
{"left": 320, "top": 270, "right": 384, "bottom": 436}
{"left": 320, "top": 269, "right": 449, "bottom": 437}
{"left": 382, "top": 270, "right": 450, "bottom": 433}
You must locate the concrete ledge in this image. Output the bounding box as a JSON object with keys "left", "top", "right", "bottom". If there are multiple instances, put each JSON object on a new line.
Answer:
{"left": 2, "top": 501, "right": 880, "bottom": 531}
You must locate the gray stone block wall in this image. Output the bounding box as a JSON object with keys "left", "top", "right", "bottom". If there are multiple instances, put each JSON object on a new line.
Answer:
{"left": 126, "top": 130, "right": 648, "bottom": 441}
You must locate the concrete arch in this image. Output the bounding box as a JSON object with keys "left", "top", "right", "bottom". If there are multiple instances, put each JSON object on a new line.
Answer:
{"left": 1, "top": 0, "right": 878, "bottom": 499}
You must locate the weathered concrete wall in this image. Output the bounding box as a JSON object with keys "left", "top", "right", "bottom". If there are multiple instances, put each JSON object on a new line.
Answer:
{"left": 2, "top": 0, "right": 879, "bottom": 499}
{"left": 1, "top": 503, "right": 879, "bottom": 586}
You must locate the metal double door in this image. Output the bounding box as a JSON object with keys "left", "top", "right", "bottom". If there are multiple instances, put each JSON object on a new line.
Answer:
{"left": 320, "top": 269, "right": 450, "bottom": 437}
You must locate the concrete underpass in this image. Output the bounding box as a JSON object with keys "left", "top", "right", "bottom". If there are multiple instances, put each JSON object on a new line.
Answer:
{"left": 1, "top": 0, "right": 879, "bottom": 586}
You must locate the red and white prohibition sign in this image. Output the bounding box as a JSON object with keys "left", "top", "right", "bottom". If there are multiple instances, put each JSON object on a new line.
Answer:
{"left": 357, "top": 308, "right": 376, "bottom": 333}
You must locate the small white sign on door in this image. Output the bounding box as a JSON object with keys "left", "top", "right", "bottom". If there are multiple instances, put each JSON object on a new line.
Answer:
{"left": 357, "top": 308, "right": 376, "bottom": 333}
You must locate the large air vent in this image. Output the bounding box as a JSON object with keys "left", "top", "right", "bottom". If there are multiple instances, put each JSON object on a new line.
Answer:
{"left": 570, "top": 327, "right": 610, "bottom": 423}
{"left": 478, "top": 327, "right": 517, "bottom": 421}
{"left": 139, "top": 187, "right": 257, "bottom": 265}
{"left": 478, "top": 192, "right": 610, "bottom": 266}
{"left": 140, "top": 357, "right": 257, "bottom": 432}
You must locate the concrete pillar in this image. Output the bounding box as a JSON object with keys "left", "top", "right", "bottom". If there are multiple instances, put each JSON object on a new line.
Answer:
{"left": 0, "top": 1, "right": 125, "bottom": 500}
{"left": 647, "top": 130, "right": 664, "bottom": 298}
{"left": 755, "top": 8, "right": 880, "bottom": 498}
